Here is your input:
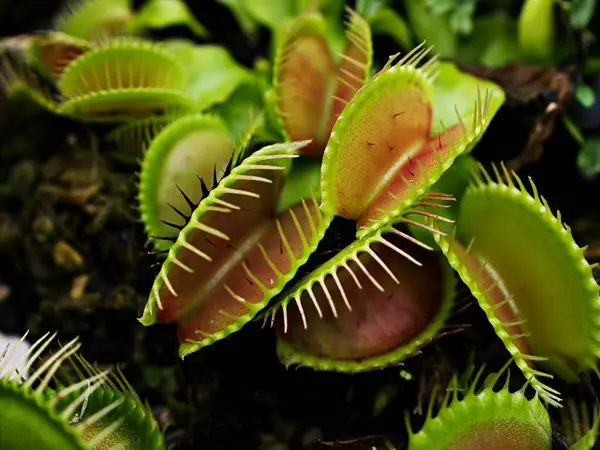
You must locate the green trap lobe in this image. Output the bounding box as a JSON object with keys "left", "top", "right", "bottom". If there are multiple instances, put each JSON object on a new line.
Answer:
{"left": 357, "top": 133, "right": 448, "bottom": 230}
{"left": 458, "top": 183, "right": 597, "bottom": 380}
{"left": 408, "top": 365, "right": 552, "bottom": 449}
{"left": 31, "top": 34, "right": 90, "bottom": 79}
{"left": 156, "top": 129, "right": 233, "bottom": 234}
{"left": 177, "top": 200, "right": 321, "bottom": 342}
{"left": 323, "top": 71, "right": 432, "bottom": 219}
{"left": 275, "top": 17, "right": 336, "bottom": 155}
{"left": 57, "top": 89, "right": 192, "bottom": 120}
{"left": 446, "top": 418, "right": 550, "bottom": 450}
{"left": 280, "top": 236, "right": 444, "bottom": 361}
{"left": 445, "top": 236, "right": 532, "bottom": 358}
{"left": 326, "top": 9, "right": 372, "bottom": 136}
{"left": 0, "top": 388, "right": 84, "bottom": 450}
{"left": 58, "top": 42, "right": 185, "bottom": 99}
{"left": 155, "top": 171, "right": 281, "bottom": 323}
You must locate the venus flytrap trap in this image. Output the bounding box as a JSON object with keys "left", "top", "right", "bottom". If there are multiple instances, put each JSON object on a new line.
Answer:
{"left": 0, "top": 332, "right": 165, "bottom": 450}
{"left": 0, "top": 51, "right": 61, "bottom": 113}
{"left": 0, "top": 32, "right": 92, "bottom": 82}
{"left": 0, "top": 32, "right": 85, "bottom": 113}
{"left": 139, "top": 140, "right": 334, "bottom": 358}
{"left": 137, "top": 113, "right": 237, "bottom": 251}
{"left": 267, "top": 226, "right": 457, "bottom": 372}
{"left": 319, "top": 47, "right": 505, "bottom": 238}
{"left": 0, "top": 35, "right": 195, "bottom": 122}
{"left": 258, "top": 46, "right": 504, "bottom": 373}
{"left": 434, "top": 164, "right": 600, "bottom": 407}
{"left": 55, "top": 37, "right": 193, "bottom": 121}
{"left": 270, "top": 7, "right": 372, "bottom": 156}
{"left": 406, "top": 363, "right": 553, "bottom": 450}
{"left": 0, "top": 2, "right": 232, "bottom": 125}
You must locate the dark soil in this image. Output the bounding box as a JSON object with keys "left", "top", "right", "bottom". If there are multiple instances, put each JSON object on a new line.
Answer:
{"left": 2, "top": 1, "right": 600, "bottom": 449}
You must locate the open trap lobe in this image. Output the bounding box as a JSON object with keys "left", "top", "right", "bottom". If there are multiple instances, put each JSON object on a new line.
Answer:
{"left": 277, "top": 234, "right": 445, "bottom": 361}
{"left": 176, "top": 199, "right": 321, "bottom": 342}
{"left": 154, "top": 172, "right": 281, "bottom": 324}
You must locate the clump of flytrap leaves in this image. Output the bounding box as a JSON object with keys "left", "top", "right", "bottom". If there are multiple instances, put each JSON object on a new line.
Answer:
{"left": 2, "top": 0, "right": 600, "bottom": 447}
{"left": 0, "top": 331, "right": 165, "bottom": 449}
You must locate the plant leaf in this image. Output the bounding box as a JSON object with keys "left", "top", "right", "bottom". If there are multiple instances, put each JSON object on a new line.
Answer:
{"left": 518, "top": 0, "right": 555, "bottom": 61}
{"left": 53, "top": 0, "right": 133, "bottom": 41}
{"left": 430, "top": 61, "right": 505, "bottom": 139}
{"left": 272, "top": 13, "right": 336, "bottom": 154}
{"left": 320, "top": 48, "right": 435, "bottom": 221}
{"left": 327, "top": 7, "right": 373, "bottom": 134}
{"left": 129, "top": 0, "right": 209, "bottom": 38}
{"left": 367, "top": 7, "right": 413, "bottom": 49}
{"left": 404, "top": 0, "right": 457, "bottom": 57}
{"left": 242, "top": 0, "right": 296, "bottom": 29}
{"left": 577, "top": 137, "right": 600, "bottom": 180}
{"left": 162, "top": 40, "right": 252, "bottom": 111}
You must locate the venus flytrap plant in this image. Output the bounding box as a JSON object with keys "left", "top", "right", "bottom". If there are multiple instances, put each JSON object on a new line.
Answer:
{"left": 406, "top": 363, "right": 553, "bottom": 450}
{"left": 270, "top": 7, "right": 372, "bottom": 156}
{"left": 139, "top": 140, "right": 334, "bottom": 358}
{"left": 434, "top": 164, "right": 600, "bottom": 407}
{"left": 258, "top": 46, "right": 504, "bottom": 373}
{"left": 268, "top": 227, "right": 457, "bottom": 372}
{"left": 0, "top": 32, "right": 92, "bottom": 82}
{"left": 0, "top": 34, "right": 195, "bottom": 121}
{"left": 137, "top": 113, "right": 237, "bottom": 251}
{"left": 55, "top": 37, "right": 193, "bottom": 121}
{"left": 0, "top": 332, "right": 165, "bottom": 450}
{"left": 132, "top": 41, "right": 506, "bottom": 368}
{"left": 0, "top": 10, "right": 239, "bottom": 124}
{"left": 319, "top": 49, "right": 505, "bottom": 238}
